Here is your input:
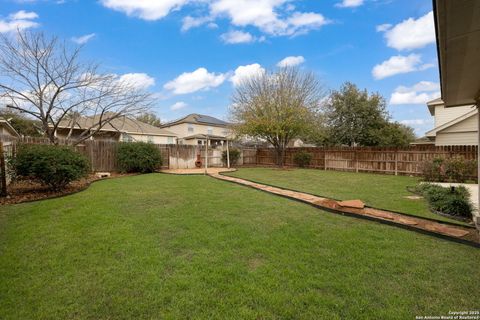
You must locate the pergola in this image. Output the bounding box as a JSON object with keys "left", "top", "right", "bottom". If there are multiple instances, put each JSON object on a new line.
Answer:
{"left": 433, "top": 0, "right": 480, "bottom": 226}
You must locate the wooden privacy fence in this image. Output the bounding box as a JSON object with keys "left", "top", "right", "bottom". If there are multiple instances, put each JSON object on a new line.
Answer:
{"left": 0, "top": 134, "right": 477, "bottom": 177}
{"left": 256, "top": 146, "right": 478, "bottom": 176}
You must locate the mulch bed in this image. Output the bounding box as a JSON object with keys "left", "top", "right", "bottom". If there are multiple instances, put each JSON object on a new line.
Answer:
{"left": 0, "top": 173, "right": 131, "bottom": 205}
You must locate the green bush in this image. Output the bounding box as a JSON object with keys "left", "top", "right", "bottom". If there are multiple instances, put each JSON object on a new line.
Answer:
{"left": 222, "top": 148, "right": 241, "bottom": 166}
{"left": 444, "top": 157, "right": 476, "bottom": 183}
{"left": 11, "top": 144, "right": 90, "bottom": 190}
{"left": 117, "top": 142, "right": 162, "bottom": 173}
{"left": 414, "top": 183, "right": 472, "bottom": 219}
{"left": 293, "top": 150, "right": 313, "bottom": 168}
{"left": 420, "top": 157, "right": 476, "bottom": 183}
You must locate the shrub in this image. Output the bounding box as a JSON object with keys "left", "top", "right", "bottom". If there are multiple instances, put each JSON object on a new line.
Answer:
{"left": 117, "top": 142, "right": 162, "bottom": 173}
{"left": 420, "top": 157, "right": 476, "bottom": 183}
{"left": 420, "top": 157, "right": 445, "bottom": 182}
{"left": 414, "top": 183, "right": 472, "bottom": 219}
{"left": 444, "top": 157, "right": 476, "bottom": 183}
{"left": 293, "top": 151, "right": 313, "bottom": 168}
{"left": 222, "top": 148, "right": 241, "bottom": 166}
{"left": 11, "top": 144, "right": 90, "bottom": 190}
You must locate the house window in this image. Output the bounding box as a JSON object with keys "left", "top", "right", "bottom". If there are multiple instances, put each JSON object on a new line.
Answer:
{"left": 197, "top": 140, "right": 203, "bottom": 145}
{"left": 122, "top": 133, "right": 133, "bottom": 142}
{"left": 207, "top": 127, "right": 213, "bottom": 135}
{"left": 167, "top": 137, "right": 174, "bottom": 144}
{"left": 188, "top": 124, "right": 194, "bottom": 133}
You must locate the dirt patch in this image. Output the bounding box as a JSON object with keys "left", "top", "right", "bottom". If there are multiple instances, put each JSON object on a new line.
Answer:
{"left": 248, "top": 257, "right": 265, "bottom": 271}
{"left": 0, "top": 173, "right": 132, "bottom": 205}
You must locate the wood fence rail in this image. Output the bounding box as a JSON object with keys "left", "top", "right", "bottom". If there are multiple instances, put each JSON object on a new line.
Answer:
{"left": 0, "top": 135, "right": 477, "bottom": 179}
{"left": 256, "top": 146, "right": 478, "bottom": 177}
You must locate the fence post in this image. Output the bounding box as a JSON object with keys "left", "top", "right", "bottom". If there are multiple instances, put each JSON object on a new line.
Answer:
{"left": 354, "top": 149, "right": 359, "bottom": 173}
{"left": 0, "top": 142, "right": 7, "bottom": 197}
{"left": 324, "top": 149, "right": 327, "bottom": 170}
{"left": 394, "top": 150, "right": 398, "bottom": 176}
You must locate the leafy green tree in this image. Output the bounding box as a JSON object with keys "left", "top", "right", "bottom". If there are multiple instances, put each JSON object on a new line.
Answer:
{"left": 324, "top": 82, "right": 416, "bottom": 147}
{"left": 0, "top": 108, "right": 42, "bottom": 137}
{"left": 230, "top": 68, "right": 325, "bottom": 166}
{"left": 136, "top": 112, "right": 162, "bottom": 127}
{"left": 376, "top": 122, "right": 416, "bottom": 147}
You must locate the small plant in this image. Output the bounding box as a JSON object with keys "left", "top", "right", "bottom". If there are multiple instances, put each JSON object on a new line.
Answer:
{"left": 117, "top": 142, "right": 162, "bottom": 173}
{"left": 420, "top": 158, "right": 445, "bottom": 182}
{"left": 413, "top": 183, "right": 472, "bottom": 220}
{"left": 222, "top": 148, "right": 241, "bottom": 166}
{"left": 420, "top": 157, "right": 476, "bottom": 183}
{"left": 11, "top": 144, "right": 90, "bottom": 190}
{"left": 293, "top": 150, "right": 313, "bottom": 168}
{"left": 444, "top": 157, "right": 476, "bottom": 183}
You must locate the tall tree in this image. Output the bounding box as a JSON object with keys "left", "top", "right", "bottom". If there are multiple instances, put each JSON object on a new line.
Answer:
{"left": 323, "top": 82, "right": 415, "bottom": 147}
{"left": 0, "top": 30, "right": 153, "bottom": 145}
{"left": 0, "top": 108, "right": 42, "bottom": 137}
{"left": 324, "top": 82, "right": 389, "bottom": 146}
{"left": 136, "top": 112, "right": 161, "bottom": 127}
{"left": 230, "top": 68, "right": 325, "bottom": 166}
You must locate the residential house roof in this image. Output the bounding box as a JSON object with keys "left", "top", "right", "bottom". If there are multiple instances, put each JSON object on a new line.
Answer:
{"left": 161, "top": 113, "right": 230, "bottom": 128}
{"left": 0, "top": 117, "right": 20, "bottom": 137}
{"left": 426, "top": 97, "right": 443, "bottom": 116}
{"left": 425, "top": 108, "right": 478, "bottom": 137}
{"left": 56, "top": 113, "right": 176, "bottom": 137}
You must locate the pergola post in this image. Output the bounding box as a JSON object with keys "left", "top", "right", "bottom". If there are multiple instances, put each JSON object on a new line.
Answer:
{"left": 226, "top": 139, "right": 230, "bottom": 169}
{"left": 477, "top": 96, "right": 480, "bottom": 229}
{"left": 204, "top": 136, "right": 209, "bottom": 175}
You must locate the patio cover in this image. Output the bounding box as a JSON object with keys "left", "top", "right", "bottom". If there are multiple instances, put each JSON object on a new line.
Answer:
{"left": 434, "top": 0, "right": 480, "bottom": 107}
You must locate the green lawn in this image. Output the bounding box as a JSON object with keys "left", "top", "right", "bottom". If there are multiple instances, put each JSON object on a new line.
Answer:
{"left": 227, "top": 168, "right": 467, "bottom": 225}
{"left": 1, "top": 174, "right": 479, "bottom": 319}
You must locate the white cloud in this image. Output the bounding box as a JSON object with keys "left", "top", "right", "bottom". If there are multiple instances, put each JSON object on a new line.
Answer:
{"left": 71, "top": 33, "right": 96, "bottom": 45}
{"left": 277, "top": 55, "right": 305, "bottom": 67}
{"left": 0, "top": 11, "right": 39, "bottom": 33}
{"left": 335, "top": 0, "right": 364, "bottom": 8}
{"left": 400, "top": 119, "right": 430, "bottom": 126}
{"left": 118, "top": 73, "right": 156, "bottom": 89}
{"left": 390, "top": 81, "right": 440, "bottom": 105}
{"left": 170, "top": 101, "right": 188, "bottom": 110}
{"left": 100, "top": 0, "right": 330, "bottom": 38}
{"left": 230, "top": 63, "right": 265, "bottom": 86}
{"left": 376, "top": 23, "right": 391, "bottom": 32}
{"left": 181, "top": 15, "right": 213, "bottom": 32}
{"left": 164, "top": 68, "right": 227, "bottom": 94}
{"left": 372, "top": 54, "right": 433, "bottom": 80}
{"left": 210, "top": 0, "right": 329, "bottom": 36}
{"left": 100, "top": 0, "right": 189, "bottom": 21}
{"left": 220, "top": 30, "right": 256, "bottom": 44}
{"left": 380, "top": 11, "right": 435, "bottom": 51}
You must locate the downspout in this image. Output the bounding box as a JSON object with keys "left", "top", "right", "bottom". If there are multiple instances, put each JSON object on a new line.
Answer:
{"left": 476, "top": 94, "right": 480, "bottom": 230}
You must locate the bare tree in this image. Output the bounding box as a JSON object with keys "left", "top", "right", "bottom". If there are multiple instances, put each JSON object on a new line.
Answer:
{"left": 230, "top": 67, "right": 325, "bottom": 167}
{"left": 0, "top": 30, "right": 153, "bottom": 145}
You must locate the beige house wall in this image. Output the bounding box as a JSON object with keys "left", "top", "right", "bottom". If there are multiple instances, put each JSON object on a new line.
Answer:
{"left": 162, "top": 122, "right": 232, "bottom": 145}
{"left": 434, "top": 104, "right": 474, "bottom": 127}
{"left": 436, "top": 131, "right": 477, "bottom": 145}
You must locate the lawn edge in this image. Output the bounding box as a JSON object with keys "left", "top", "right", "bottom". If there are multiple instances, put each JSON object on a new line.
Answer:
{"left": 215, "top": 172, "right": 480, "bottom": 248}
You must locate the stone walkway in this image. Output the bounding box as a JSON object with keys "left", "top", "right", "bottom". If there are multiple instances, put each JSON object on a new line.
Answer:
{"left": 210, "top": 172, "right": 480, "bottom": 246}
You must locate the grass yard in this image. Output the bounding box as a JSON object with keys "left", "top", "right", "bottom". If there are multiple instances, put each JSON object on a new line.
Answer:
{"left": 1, "top": 174, "right": 479, "bottom": 319}
{"left": 227, "top": 168, "right": 467, "bottom": 225}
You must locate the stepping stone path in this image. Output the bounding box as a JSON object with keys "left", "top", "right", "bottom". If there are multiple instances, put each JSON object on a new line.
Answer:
{"left": 210, "top": 172, "right": 480, "bottom": 246}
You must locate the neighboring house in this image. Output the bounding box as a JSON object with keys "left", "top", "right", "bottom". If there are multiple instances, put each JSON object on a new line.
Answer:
{"left": 161, "top": 114, "right": 232, "bottom": 146}
{"left": 54, "top": 113, "right": 177, "bottom": 144}
{"left": 424, "top": 98, "right": 478, "bottom": 146}
{"left": 0, "top": 117, "right": 21, "bottom": 141}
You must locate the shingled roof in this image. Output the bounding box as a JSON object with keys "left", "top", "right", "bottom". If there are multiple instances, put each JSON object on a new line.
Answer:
{"left": 161, "top": 113, "right": 230, "bottom": 127}
{"left": 56, "top": 113, "right": 176, "bottom": 136}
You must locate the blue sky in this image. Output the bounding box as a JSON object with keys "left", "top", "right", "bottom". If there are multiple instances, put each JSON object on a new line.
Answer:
{"left": 0, "top": 0, "right": 439, "bottom": 135}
